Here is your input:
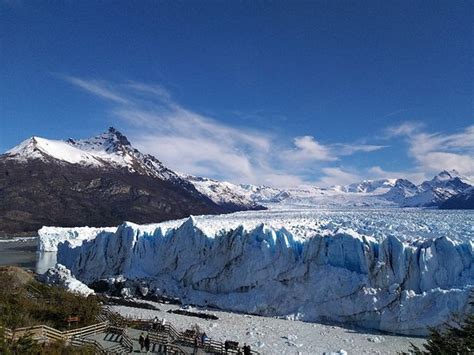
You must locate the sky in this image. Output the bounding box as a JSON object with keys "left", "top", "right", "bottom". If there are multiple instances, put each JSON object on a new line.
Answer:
{"left": 1, "top": 1, "right": 473, "bottom": 187}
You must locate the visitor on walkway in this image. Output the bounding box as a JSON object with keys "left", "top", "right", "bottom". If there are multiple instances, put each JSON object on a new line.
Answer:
{"left": 201, "top": 331, "right": 208, "bottom": 346}
{"left": 144, "top": 334, "right": 150, "bottom": 352}
{"left": 152, "top": 316, "right": 159, "bottom": 330}
{"left": 139, "top": 333, "right": 145, "bottom": 351}
{"left": 243, "top": 343, "right": 251, "bottom": 355}
{"left": 193, "top": 335, "right": 199, "bottom": 354}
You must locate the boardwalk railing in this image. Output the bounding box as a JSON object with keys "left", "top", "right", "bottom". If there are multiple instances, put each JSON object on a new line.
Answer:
{"left": 0, "top": 321, "right": 108, "bottom": 346}
{"left": 1, "top": 306, "right": 261, "bottom": 354}
{"left": 113, "top": 312, "right": 260, "bottom": 354}
{"left": 70, "top": 337, "right": 107, "bottom": 354}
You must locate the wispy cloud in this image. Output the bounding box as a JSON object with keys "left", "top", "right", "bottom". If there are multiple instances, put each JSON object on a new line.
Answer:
{"left": 63, "top": 76, "right": 131, "bottom": 104}
{"left": 387, "top": 122, "right": 474, "bottom": 178}
{"left": 333, "top": 143, "right": 387, "bottom": 156}
{"left": 282, "top": 136, "right": 336, "bottom": 162}
{"left": 316, "top": 167, "right": 362, "bottom": 187}
{"left": 62, "top": 76, "right": 395, "bottom": 187}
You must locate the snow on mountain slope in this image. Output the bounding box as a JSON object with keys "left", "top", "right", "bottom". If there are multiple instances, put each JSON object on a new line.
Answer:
{"left": 402, "top": 170, "right": 472, "bottom": 207}
{"left": 382, "top": 179, "right": 419, "bottom": 204}
{"left": 344, "top": 179, "right": 397, "bottom": 193}
{"left": 7, "top": 136, "right": 105, "bottom": 166}
{"left": 54, "top": 209, "right": 474, "bottom": 336}
{"left": 239, "top": 171, "right": 473, "bottom": 208}
{"left": 239, "top": 184, "right": 289, "bottom": 203}
{"left": 182, "top": 176, "right": 263, "bottom": 210}
{"left": 5, "top": 128, "right": 259, "bottom": 211}
{"left": 6, "top": 127, "right": 185, "bottom": 182}
{"left": 240, "top": 184, "right": 397, "bottom": 207}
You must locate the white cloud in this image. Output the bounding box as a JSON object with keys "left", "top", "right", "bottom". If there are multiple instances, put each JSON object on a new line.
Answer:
{"left": 63, "top": 76, "right": 131, "bottom": 104}
{"left": 386, "top": 121, "right": 423, "bottom": 137}
{"left": 62, "top": 76, "right": 397, "bottom": 187}
{"left": 367, "top": 166, "right": 426, "bottom": 184}
{"left": 283, "top": 136, "right": 336, "bottom": 162}
{"left": 334, "top": 143, "right": 386, "bottom": 156}
{"left": 388, "top": 122, "right": 474, "bottom": 178}
{"left": 282, "top": 137, "right": 385, "bottom": 165}
{"left": 316, "top": 167, "right": 362, "bottom": 187}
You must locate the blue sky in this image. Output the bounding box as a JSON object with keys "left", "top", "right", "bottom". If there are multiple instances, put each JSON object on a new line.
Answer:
{"left": 1, "top": 1, "right": 473, "bottom": 186}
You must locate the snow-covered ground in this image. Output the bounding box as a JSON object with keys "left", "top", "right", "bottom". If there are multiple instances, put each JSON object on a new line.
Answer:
{"left": 110, "top": 300, "right": 426, "bottom": 354}
{"left": 51, "top": 207, "right": 473, "bottom": 336}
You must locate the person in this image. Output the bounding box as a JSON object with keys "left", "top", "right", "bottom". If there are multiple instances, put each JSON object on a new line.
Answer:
{"left": 144, "top": 334, "right": 150, "bottom": 352}
{"left": 152, "top": 316, "right": 159, "bottom": 331}
{"left": 200, "top": 332, "right": 208, "bottom": 346}
{"left": 193, "top": 336, "right": 199, "bottom": 354}
{"left": 139, "top": 333, "right": 145, "bottom": 352}
{"left": 243, "top": 343, "right": 251, "bottom": 355}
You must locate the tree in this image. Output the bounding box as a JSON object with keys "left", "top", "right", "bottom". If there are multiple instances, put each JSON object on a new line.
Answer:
{"left": 410, "top": 299, "right": 473, "bottom": 354}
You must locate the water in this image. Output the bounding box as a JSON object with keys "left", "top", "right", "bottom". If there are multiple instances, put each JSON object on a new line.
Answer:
{"left": 0, "top": 237, "right": 56, "bottom": 273}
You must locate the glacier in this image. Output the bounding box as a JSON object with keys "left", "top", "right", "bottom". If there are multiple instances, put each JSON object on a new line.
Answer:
{"left": 38, "top": 225, "right": 117, "bottom": 252}
{"left": 50, "top": 209, "right": 474, "bottom": 336}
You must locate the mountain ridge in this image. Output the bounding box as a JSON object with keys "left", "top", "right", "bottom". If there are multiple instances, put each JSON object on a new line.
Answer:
{"left": 0, "top": 128, "right": 264, "bottom": 236}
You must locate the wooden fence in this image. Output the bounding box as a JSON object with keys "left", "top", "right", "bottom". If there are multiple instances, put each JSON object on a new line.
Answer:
{"left": 1, "top": 307, "right": 260, "bottom": 354}
{"left": 0, "top": 321, "right": 108, "bottom": 346}
{"left": 110, "top": 313, "right": 260, "bottom": 354}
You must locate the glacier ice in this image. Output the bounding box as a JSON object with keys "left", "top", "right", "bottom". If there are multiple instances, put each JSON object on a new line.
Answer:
{"left": 38, "top": 226, "right": 116, "bottom": 252}
{"left": 39, "top": 264, "right": 95, "bottom": 297}
{"left": 51, "top": 209, "right": 474, "bottom": 336}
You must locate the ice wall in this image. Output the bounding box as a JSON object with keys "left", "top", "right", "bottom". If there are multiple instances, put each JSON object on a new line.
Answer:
{"left": 38, "top": 226, "right": 116, "bottom": 252}
{"left": 56, "top": 217, "right": 473, "bottom": 335}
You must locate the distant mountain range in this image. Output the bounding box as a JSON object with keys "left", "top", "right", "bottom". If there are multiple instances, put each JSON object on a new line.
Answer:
{"left": 1, "top": 128, "right": 472, "bottom": 235}
{"left": 236, "top": 170, "right": 473, "bottom": 208}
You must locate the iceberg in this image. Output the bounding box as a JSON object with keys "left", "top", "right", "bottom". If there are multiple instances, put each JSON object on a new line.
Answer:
{"left": 53, "top": 214, "right": 474, "bottom": 336}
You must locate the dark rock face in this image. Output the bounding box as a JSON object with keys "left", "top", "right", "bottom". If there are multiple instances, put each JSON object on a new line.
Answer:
{"left": 0, "top": 158, "right": 249, "bottom": 236}
{"left": 439, "top": 188, "right": 474, "bottom": 209}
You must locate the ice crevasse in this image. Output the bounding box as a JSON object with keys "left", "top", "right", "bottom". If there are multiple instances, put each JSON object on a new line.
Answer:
{"left": 55, "top": 216, "right": 473, "bottom": 336}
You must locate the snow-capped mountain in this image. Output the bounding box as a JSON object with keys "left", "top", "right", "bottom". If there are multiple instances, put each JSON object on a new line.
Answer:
{"left": 0, "top": 128, "right": 262, "bottom": 236}
{"left": 7, "top": 128, "right": 185, "bottom": 182}
{"left": 381, "top": 179, "right": 419, "bottom": 204}
{"left": 239, "top": 184, "right": 293, "bottom": 203}
{"left": 181, "top": 175, "right": 262, "bottom": 211}
{"left": 344, "top": 179, "right": 397, "bottom": 193}
{"left": 238, "top": 171, "right": 473, "bottom": 209}
{"left": 398, "top": 170, "right": 472, "bottom": 207}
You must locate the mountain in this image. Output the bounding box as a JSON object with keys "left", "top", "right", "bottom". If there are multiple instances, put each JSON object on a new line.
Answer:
{"left": 181, "top": 175, "right": 261, "bottom": 211}
{"left": 381, "top": 179, "right": 419, "bottom": 204}
{"left": 239, "top": 184, "right": 289, "bottom": 203}
{"left": 238, "top": 172, "right": 473, "bottom": 209}
{"left": 344, "top": 179, "right": 397, "bottom": 193}
{"left": 439, "top": 186, "right": 474, "bottom": 209}
{"left": 401, "top": 170, "right": 472, "bottom": 207}
{"left": 0, "top": 128, "right": 263, "bottom": 236}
